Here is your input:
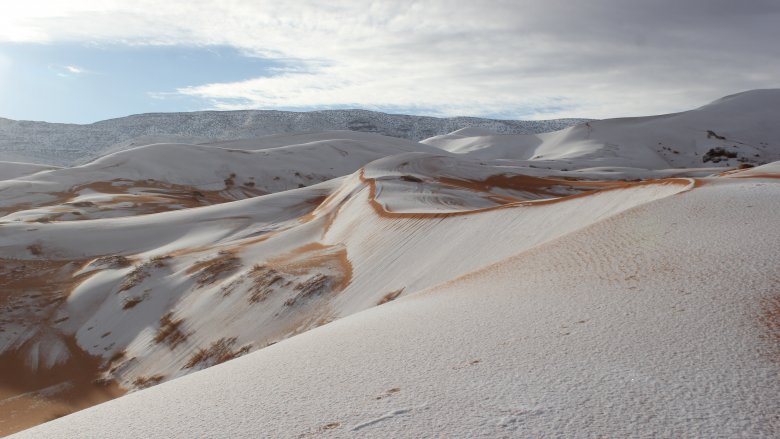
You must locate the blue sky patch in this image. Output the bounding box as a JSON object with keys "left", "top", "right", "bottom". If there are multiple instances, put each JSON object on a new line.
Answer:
{"left": 0, "top": 43, "right": 289, "bottom": 123}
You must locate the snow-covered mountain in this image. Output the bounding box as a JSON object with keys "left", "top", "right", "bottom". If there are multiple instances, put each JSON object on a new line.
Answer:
{"left": 1, "top": 90, "right": 779, "bottom": 437}
{"left": 0, "top": 109, "right": 585, "bottom": 166}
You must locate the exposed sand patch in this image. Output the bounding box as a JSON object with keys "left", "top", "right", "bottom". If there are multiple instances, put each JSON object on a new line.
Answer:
{"left": 267, "top": 243, "right": 353, "bottom": 291}
{"left": 0, "top": 336, "right": 124, "bottom": 437}
{"left": 0, "top": 258, "right": 126, "bottom": 435}
{"left": 2, "top": 178, "right": 268, "bottom": 221}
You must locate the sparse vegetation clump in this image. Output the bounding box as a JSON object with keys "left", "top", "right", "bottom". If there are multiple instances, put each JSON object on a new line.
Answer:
{"left": 150, "top": 255, "right": 172, "bottom": 268}
{"left": 69, "top": 200, "right": 97, "bottom": 208}
{"left": 132, "top": 374, "right": 164, "bottom": 389}
{"left": 703, "top": 147, "right": 738, "bottom": 163}
{"left": 108, "top": 350, "right": 126, "bottom": 365}
{"left": 92, "top": 255, "right": 132, "bottom": 269}
{"left": 377, "top": 288, "right": 404, "bottom": 305}
{"left": 285, "top": 274, "right": 332, "bottom": 306}
{"left": 27, "top": 244, "right": 44, "bottom": 256}
{"left": 220, "top": 264, "right": 291, "bottom": 301}
{"left": 122, "top": 296, "right": 145, "bottom": 309}
{"left": 191, "top": 251, "right": 242, "bottom": 286}
{"left": 219, "top": 275, "right": 246, "bottom": 297}
{"left": 153, "top": 312, "right": 188, "bottom": 349}
{"left": 183, "top": 337, "right": 251, "bottom": 369}
{"left": 706, "top": 129, "right": 727, "bottom": 140}
{"left": 119, "top": 256, "right": 171, "bottom": 292}
{"left": 248, "top": 264, "right": 285, "bottom": 303}
{"left": 119, "top": 263, "right": 152, "bottom": 292}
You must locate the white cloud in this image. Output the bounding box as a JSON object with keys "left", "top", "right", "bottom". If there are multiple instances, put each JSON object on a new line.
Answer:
{"left": 2, "top": 0, "right": 779, "bottom": 118}
{"left": 65, "top": 65, "right": 85, "bottom": 74}
{"left": 49, "top": 64, "right": 92, "bottom": 77}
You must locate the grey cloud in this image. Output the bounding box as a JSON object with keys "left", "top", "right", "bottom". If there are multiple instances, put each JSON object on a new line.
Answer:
{"left": 3, "top": 0, "right": 778, "bottom": 118}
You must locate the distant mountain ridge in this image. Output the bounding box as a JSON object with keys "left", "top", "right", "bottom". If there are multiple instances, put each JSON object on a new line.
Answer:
{"left": 0, "top": 109, "right": 586, "bottom": 166}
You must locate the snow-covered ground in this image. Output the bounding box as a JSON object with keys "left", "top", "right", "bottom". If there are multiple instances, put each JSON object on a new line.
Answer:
{"left": 1, "top": 90, "right": 779, "bottom": 437}
{"left": 13, "top": 173, "right": 779, "bottom": 438}
{"left": 0, "top": 162, "right": 59, "bottom": 181}
{"left": 423, "top": 89, "right": 780, "bottom": 171}
{"left": 0, "top": 131, "right": 438, "bottom": 222}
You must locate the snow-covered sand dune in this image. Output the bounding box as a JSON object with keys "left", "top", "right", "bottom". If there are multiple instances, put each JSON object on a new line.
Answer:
{"left": 0, "top": 132, "right": 438, "bottom": 222}
{"left": 0, "top": 162, "right": 59, "bottom": 181}
{"left": 11, "top": 166, "right": 780, "bottom": 438}
{"left": 423, "top": 89, "right": 780, "bottom": 171}
{"left": 1, "top": 90, "right": 779, "bottom": 437}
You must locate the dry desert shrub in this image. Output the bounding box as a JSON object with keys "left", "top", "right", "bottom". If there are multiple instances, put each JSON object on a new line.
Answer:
{"left": 119, "top": 263, "right": 152, "bottom": 292}
{"left": 153, "top": 312, "right": 188, "bottom": 349}
{"left": 92, "top": 255, "right": 132, "bottom": 269}
{"left": 285, "top": 274, "right": 331, "bottom": 306}
{"left": 119, "top": 256, "right": 171, "bottom": 292}
{"left": 191, "top": 251, "right": 242, "bottom": 286}
{"left": 702, "top": 147, "right": 738, "bottom": 163}
{"left": 27, "top": 244, "right": 44, "bottom": 256}
{"left": 150, "top": 255, "right": 172, "bottom": 268}
{"left": 183, "top": 337, "right": 251, "bottom": 369}
{"left": 377, "top": 288, "right": 404, "bottom": 305}
{"left": 108, "top": 350, "right": 126, "bottom": 364}
{"left": 132, "top": 374, "right": 164, "bottom": 389}
{"left": 219, "top": 274, "right": 246, "bottom": 297}
{"left": 69, "top": 200, "right": 96, "bottom": 208}
{"left": 248, "top": 264, "right": 285, "bottom": 303}
{"left": 219, "top": 264, "right": 284, "bottom": 299}
{"left": 122, "top": 296, "right": 145, "bottom": 309}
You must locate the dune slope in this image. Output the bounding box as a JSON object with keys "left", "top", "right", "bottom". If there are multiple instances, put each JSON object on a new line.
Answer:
{"left": 12, "top": 171, "right": 779, "bottom": 438}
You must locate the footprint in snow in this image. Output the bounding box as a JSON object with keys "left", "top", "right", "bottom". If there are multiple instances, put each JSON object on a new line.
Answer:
{"left": 375, "top": 387, "right": 400, "bottom": 400}
{"left": 297, "top": 422, "right": 341, "bottom": 437}
{"left": 452, "top": 359, "right": 481, "bottom": 370}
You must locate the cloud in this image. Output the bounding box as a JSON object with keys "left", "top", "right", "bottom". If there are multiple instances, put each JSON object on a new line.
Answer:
{"left": 49, "top": 64, "right": 92, "bottom": 77}
{"left": 64, "top": 65, "right": 86, "bottom": 74}
{"left": 3, "top": 0, "right": 780, "bottom": 118}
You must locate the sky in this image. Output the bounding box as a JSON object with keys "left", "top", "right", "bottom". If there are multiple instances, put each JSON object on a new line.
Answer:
{"left": 0, "top": 0, "right": 778, "bottom": 123}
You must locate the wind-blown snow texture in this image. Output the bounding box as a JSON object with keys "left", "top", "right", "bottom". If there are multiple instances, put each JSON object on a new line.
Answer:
{"left": 0, "top": 109, "right": 585, "bottom": 166}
